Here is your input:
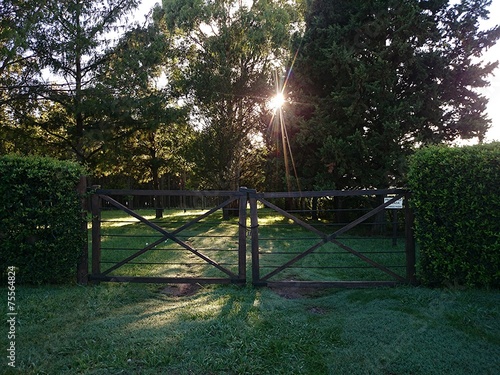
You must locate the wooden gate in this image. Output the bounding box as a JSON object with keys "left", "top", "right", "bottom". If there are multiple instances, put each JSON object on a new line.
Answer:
{"left": 87, "top": 188, "right": 416, "bottom": 287}
{"left": 88, "top": 188, "right": 247, "bottom": 284}
{"left": 248, "top": 189, "right": 416, "bottom": 288}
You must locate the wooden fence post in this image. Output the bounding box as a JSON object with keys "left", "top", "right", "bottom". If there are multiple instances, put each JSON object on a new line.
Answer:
{"left": 77, "top": 175, "right": 88, "bottom": 285}
{"left": 405, "top": 192, "right": 417, "bottom": 285}
{"left": 248, "top": 189, "right": 263, "bottom": 286}
{"left": 91, "top": 186, "right": 102, "bottom": 284}
{"left": 238, "top": 187, "right": 248, "bottom": 282}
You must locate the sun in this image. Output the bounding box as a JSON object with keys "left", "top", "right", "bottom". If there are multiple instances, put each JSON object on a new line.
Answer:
{"left": 268, "top": 92, "right": 286, "bottom": 111}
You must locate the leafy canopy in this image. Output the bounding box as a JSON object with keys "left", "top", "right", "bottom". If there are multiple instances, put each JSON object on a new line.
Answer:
{"left": 289, "top": 0, "right": 500, "bottom": 189}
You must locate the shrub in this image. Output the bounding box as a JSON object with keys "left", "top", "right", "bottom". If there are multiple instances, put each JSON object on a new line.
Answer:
{"left": 0, "top": 155, "right": 86, "bottom": 285}
{"left": 407, "top": 143, "right": 500, "bottom": 287}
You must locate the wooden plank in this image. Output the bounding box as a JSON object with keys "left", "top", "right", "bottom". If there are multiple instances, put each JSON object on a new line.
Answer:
{"left": 95, "top": 188, "right": 408, "bottom": 198}
{"left": 266, "top": 280, "right": 401, "bottom": 288}
{"left": 89, "top": 275, "right": 244, "bottom": 284}
{"left": 91, "top": 193, "right": 101, "bottom": 281}
{"left": 249, "top": 193, "right": 260, "bottom": 284}
{"left": 237, "top": 188, "right": 248, "bottom": 281}
{"left": 95, "top": 189, "right": 242, "bottom": 197}
{"left": 260, "top": 188, "right": 408, "bottom": 199}
{"left": 405, "top": 193, "right": 417, "bottom": 284}
{"left": 77, "top": 175, "right": 88, "bottom": 285}
{"left": 99, "top": 195, "right": 237, "bottom": 278}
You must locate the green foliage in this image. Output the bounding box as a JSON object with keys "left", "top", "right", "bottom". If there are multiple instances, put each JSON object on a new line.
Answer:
{"left": 408, "top": 143, "right": 500, "bottom": 287}
{"left": 0, "top": 155, "right": 86, "bottom": 284}
{"left": 290, "top": 0, "right": 500, "bottom": 190}
{"left": 163, "top": 0, "right": 298, "bottom": 189}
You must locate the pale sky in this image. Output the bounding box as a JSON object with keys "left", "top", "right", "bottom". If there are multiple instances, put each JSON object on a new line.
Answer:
{"left": 136, "top": 0, "right": 500, "bottom": 142}
{"left": 478, "top": 0, "right": 500, "bottom": 142}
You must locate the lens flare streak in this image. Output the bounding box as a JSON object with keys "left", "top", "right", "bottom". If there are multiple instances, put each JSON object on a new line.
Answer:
{"left": 268, "top": 50, "right": 301, "bottom": 192}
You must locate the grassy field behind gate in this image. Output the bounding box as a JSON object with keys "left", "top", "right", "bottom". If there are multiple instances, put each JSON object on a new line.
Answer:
{"left": 94, "top": 208, "right": 409, "bottom": 282}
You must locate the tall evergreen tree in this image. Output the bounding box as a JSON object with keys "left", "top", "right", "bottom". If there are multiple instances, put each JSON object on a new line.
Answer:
{"left": 32, "top": 0, "right": 143, "bottom": 167}
{"left": 289, "top": 0, "right": 500, "bottom": 189}
{"left": 86, "top": 5, "right": 189, "bottom": 184}
{"left": 1, "top": 0, "right": 147, "bottom": 167}
{"left": 0, "top": 0, "right": 46, "bottom": 154}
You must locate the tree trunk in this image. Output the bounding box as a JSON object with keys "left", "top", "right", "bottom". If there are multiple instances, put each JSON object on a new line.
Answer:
{"left": 311, "top": 196, "right": 318, "bottom": 221}
{"left": 334, "top": 196, "right": 343, "bottom": 225}
{"left": 151, "top": 159, "right": 163, "bottom": 219}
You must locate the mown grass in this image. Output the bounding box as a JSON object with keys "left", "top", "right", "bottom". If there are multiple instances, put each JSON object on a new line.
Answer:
{"left": 2, "top": 208, "right": 498, "bottom": 374}
{"left": 1, "top": 283, "right": 499, "bottom": 374}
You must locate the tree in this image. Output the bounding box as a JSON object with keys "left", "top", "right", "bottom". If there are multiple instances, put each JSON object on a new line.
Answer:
{"left": 0, "top": 0, "right": 45, "bottom": 154}
{"left": 1, "top": 0, "right": 145, "bottom": 167}
{"left": 88, "top": 5, "right": 190, "bottom": 185}
{"left": 163, "top": 0, "right": 297, "bottom": 190}
{"left": 289, "top": 0, "right": 500, "bottom": 190}
{"left": 1, "top": 0, "right": 190, "bottom": 179}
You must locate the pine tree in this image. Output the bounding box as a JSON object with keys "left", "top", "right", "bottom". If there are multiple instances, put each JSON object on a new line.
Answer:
{"left": 1, "top": 0, "right": 146, "bottom": 166}
{"left": 290, "top": 0, "right": 500, "bottom": 189}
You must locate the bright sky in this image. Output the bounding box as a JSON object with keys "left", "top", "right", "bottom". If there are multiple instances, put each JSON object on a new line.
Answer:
{"left": 135, "top": 0, "right": 160, "bottom": 21}
{"left": 136, "top": 0, "right": 500, "bottom": 142}
{"left": 478, "top": 0, "right": 500, "bottom": 142}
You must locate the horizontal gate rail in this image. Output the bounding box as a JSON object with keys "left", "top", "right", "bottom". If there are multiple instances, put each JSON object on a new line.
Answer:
{"left": 258, "top": 188, "right": 407, "bottom": 198}
{"left": 93, "top": 189, "right": 239, "bottom": 196}
{"left": 90, "top": 276, "right": 239, "bottom": 284}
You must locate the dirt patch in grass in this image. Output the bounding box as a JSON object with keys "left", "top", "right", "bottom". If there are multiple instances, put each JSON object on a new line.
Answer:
{"left": 270, "top": 285, "right": 335, "bottom": 299}
{"left": 308, "top": 306, "right": 328, "bottom": 315}
{"left": 159, "top": 283, "right": 202, "bottom": 297}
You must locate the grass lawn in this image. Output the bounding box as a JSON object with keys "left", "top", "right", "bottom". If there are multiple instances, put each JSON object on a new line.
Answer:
{"left": 1, "top": 283, "right": 499, "bottom": 374}
{"left": 2, "top": 208, "right": 499, "bottom": 374}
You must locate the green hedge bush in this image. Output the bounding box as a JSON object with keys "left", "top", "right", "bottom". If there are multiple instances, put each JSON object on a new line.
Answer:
{"left": 0, "top": 155, "right": 86, "bottom": 285}
{"left": 408, "top": 143, "right": 500, "bottom": 287}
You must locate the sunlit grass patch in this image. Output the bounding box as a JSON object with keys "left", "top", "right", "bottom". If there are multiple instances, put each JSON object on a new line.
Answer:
{"left": 2, "top": 283, "right": 499, "bottom": 375}
{"left": 93, "top": 208, "right": 242, "bottom": 279}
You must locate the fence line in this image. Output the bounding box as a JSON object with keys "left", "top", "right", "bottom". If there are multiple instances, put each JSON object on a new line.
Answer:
{"left": 80, "top": 187, "right": 416, "bottom": 287}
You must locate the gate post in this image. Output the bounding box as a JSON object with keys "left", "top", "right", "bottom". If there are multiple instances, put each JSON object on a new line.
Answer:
{"left": 237, "top": 187, "right": 248, "bottom": 282}
{"left": 405, "top": 191, "right": 417, "bottom": 285}
{"left": 91, "top": 187, "right": 102, "bottom": 284}
{"left": 248, "top": 189, "right": 263, "bottom": 286}
{"left": 77, "top": 175, "right": 88, "bottom": 285}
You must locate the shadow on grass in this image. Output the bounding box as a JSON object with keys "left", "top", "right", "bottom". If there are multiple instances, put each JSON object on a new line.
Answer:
{"left": 3, "top": 282, "right": 499, "bottom": 375}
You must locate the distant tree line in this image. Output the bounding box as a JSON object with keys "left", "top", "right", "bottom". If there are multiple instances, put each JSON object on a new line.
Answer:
{"left": 1, "top": 0, "right": 499, "bottom": 191}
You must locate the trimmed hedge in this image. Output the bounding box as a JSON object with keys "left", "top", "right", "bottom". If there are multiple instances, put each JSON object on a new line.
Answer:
{"left": 0, "top": 155, "right": 86, "bottom": 285}
{"left": 408, "top": 143, "right": 500, "bottom": 287}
